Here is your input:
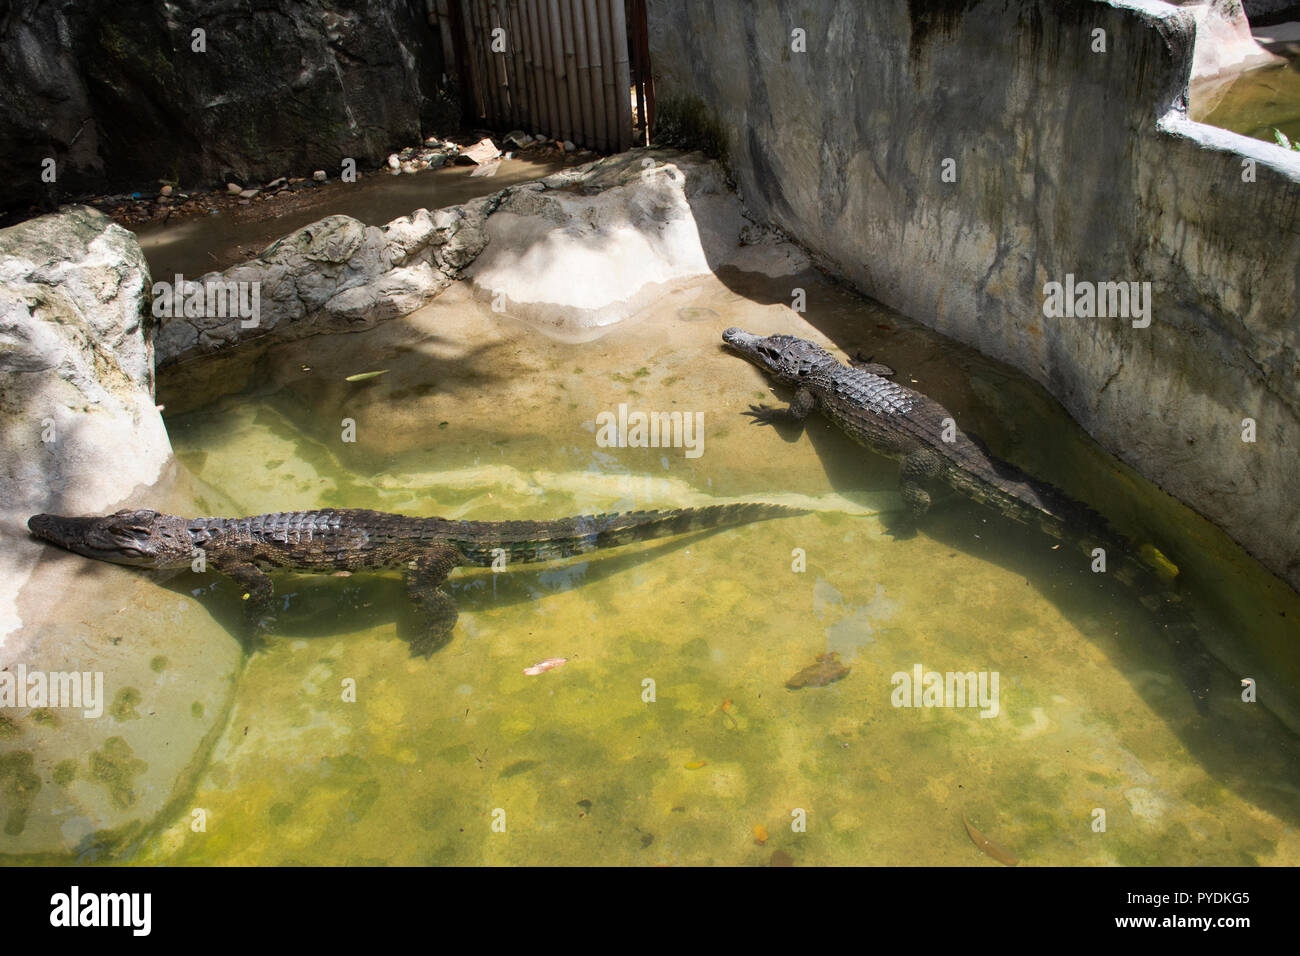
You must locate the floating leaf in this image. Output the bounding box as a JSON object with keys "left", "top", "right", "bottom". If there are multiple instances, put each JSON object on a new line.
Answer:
{"left": 684, "top": 760, "right": 707, "bottom": 770}
{"left": 1139, "top": 543, "right": 1180, "bottom": 584}
{"left": 345, "top": 370, "right": 389, "bottom": 382}
{"left": 963, "top": 815, "right": 1018, "bottom": 866}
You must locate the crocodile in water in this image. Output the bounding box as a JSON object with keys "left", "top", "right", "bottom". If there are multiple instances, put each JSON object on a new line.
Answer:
{"left": 28, "top": 503, "right": 804, "bottom": 656}
{"left": 722, "top": 327, "right": 1214, "bottom": 714}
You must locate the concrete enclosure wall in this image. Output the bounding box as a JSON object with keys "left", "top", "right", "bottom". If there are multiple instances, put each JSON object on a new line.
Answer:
{"left": 647, "top": 0, "right": 1300, "bottom": 592}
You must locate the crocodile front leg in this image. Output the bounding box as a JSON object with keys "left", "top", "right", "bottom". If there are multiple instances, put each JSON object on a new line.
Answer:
{"left": 210, "top": 557, "right": 277, "bottom": 644}
{"left": 850, "top": 353, "right": 896, "bottom": 377}
{"left": 888, "top": 447, "right": 943, "bottom": 537}
{"left": 743, "top": 387, "right": 816, "bottom": 429}
{"left": 404, "top": 544, "right": 466, "bottom": 658}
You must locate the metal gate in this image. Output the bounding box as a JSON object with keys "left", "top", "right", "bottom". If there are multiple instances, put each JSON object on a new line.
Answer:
{"left": 441, "top": 0, "right": 654, "bottom": 153}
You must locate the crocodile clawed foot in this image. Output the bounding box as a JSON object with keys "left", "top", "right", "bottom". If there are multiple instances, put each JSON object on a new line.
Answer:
{"left": 882, "top": 514, "right": 920, "bottom": 540}
{"left": 410, "top": 631, "right": 455, "bottom": 659}
{"left": 237, "top": 616, "right": 275, "bottom": 653}
{"left": 850, "top": 352, "right": 896, "bottom": 377}
{"left": 743, "top": 404, "right": 781, "bottom": 426}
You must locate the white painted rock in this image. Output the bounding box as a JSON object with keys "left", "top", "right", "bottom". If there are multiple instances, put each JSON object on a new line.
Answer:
{"left": 464, "top": 151, "right": 808, "bottom": 337}
{"left": 0, "top": 206, "right": 242, "bottom": 859}
{"left": 458, "top": 138, "right": 501, "bottom": 164}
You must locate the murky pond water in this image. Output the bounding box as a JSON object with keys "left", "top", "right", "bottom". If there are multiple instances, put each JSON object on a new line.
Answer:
{"left": 1191, "top": 57, "right": 1300, "bottom": 146}
{"left": 134, "top": 259, "right": 1300, "bottom": 866}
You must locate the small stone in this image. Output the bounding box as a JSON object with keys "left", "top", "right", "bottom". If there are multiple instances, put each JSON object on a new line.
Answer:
{"left": 457, "top": 137, "right": 501, "bottom": 165}
{"left": 239, "top": 188, "right": 259, "bottom": 199}
{"left": 265, "top": 177, "right": 286, "bottom": 189}
{"left": 226, "top": 182, "right": 242, "bottom": 194}
{"left": 387, "top": 153, "right": 401, "bottom": 170}
{"left": 312, "top": 170, "right": 327, "bottom": 182}
{"left": 562, "top": 140, "right": 576, "bottom": 152}
{"left": 400, "top": 160, "right": 419, "bottom": 174}
{"left": 159, "top": 184, "right": 173, "bottom": 197}
{"left": 424, "top": 136, "right": 440, "bottom": 146}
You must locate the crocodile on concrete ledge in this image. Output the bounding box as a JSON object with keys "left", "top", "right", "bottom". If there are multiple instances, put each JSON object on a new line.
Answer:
{"left": 722, "top": 326, "right": 1215, "bottom": 715}
{"left": 28, "top": 503, "right": 804, "bottom": 656}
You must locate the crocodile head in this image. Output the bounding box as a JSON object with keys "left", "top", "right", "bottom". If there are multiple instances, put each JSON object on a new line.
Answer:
{"left": 722, "top": 328, "right": 837, "bottom": 386}
{"left": 28, "top": 510, "right": 195, "bottom": 569}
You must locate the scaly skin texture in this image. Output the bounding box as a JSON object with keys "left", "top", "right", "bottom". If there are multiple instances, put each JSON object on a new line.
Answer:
{"left": 28, "top": 503, "right": 804, "bottom": 657}
{"left": 722, "top": 327, "right": 1214, "bottom": 715}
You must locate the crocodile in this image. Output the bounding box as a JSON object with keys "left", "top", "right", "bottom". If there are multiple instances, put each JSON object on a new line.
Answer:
{"left": 722, "top": 327, "right": 1215, "bottom": 714}
{"left": 28, "top": 503, "right": 804, "bottom": 656}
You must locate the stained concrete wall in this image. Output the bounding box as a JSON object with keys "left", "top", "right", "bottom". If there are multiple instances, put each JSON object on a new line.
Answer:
{"left": 647, "top": 0, "right": 1300, "bottom": 593}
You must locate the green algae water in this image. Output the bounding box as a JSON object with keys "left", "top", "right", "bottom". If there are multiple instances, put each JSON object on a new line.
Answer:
{"left": 141, "top": 270, "right": 1300, "bottom": 866}
{"left": 1191, "top": 58, "right": 1300, "bottom": 146}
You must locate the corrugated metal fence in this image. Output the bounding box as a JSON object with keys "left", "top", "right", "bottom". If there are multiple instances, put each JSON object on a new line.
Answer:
{"left": 440, "top": 0, "right": 653, "bottom": 152}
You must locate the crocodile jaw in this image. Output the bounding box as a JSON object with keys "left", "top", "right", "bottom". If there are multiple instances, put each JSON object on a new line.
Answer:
{"left": 27, "top": 511, "right": 191, "bottom": 568}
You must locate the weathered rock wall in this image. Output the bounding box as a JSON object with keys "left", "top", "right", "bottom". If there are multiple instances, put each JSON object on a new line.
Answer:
{"left": 1176, "top": 0, "right": 1282, "bottom": 75}
{"left": 0, "top": 0, "right": 449, "bottom": 215}
{"left": 1242, "top": 0, "right": 1300, "bottom": 22}
{"left": 0, "top": 207, "right": 242, "bottom": 859}
{"left": 647, "top": 0, "right": 1300, "bottom": 592}
{"left": 153, "top": 150, "right": 807, "bottom": 365}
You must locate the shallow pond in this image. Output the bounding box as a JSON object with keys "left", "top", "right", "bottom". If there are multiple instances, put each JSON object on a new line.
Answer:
{"left": 1191, "top": 57, "right": 1300, "bottom": 147}
{"left": 132, "top": 259, "right": 1300, "bottom": 866}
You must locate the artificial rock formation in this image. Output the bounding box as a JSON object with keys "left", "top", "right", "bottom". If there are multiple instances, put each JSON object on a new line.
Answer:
{"left": 0, "top": 206, "right": 241, "bottom": 859}
{"left": 0, "top": 0, "right": 450, "bottom": 214}
{"left": 153, "top": 150, "right": 809, "bottom": 364}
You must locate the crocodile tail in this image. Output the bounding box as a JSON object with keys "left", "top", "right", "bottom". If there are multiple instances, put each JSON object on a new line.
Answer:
{"left": 448, "top": 502, "right": 807, "bottom": 566}
{"left": 971, "top": 465, "right": 1215, "bottom": 716}
{"left": 1109, "top": 548, "right": 1215, "bottom": 716}
{"left": 1059, "top": 523, "right": 1213, "bottom": 716}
